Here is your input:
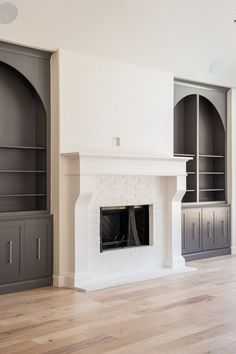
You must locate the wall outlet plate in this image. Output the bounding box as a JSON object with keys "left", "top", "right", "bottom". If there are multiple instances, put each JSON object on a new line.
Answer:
{"left": 113, "top": 136, "right": 120, "bottom": 147}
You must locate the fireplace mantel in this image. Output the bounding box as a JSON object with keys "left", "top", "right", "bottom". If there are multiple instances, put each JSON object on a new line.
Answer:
{"left": 56, "top": 152, "right": 194, "bottom": 291}
{"left": 61, "top": 152, "right": 190, "bottom": 177}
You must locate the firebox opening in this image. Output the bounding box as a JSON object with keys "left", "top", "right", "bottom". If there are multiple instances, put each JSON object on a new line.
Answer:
{"left": 100, "top": 205, "right": 150, "bottom": 252}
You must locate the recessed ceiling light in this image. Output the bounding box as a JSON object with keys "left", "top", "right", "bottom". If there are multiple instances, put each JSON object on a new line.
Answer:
{"left": 0, "top": 2, "right": 18, "bottom": 24}
{"left": 209, "top": 60, "right": 223, "bottom": 74}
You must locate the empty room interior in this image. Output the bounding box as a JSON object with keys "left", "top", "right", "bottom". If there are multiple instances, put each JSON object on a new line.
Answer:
{"left": 1, "top": 0, "right": 236, "bottom": 353}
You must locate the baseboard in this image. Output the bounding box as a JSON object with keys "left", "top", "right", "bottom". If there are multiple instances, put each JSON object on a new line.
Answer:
{"left": 0, "top": 277, "right": 53, "bottom": 295}
{"left": 53, "top": 274, "right": 64, "bottom": 287}
{"left": 165, "top": 255, "right": 186, "bottom": 269}
{"left": 184, "top": 248, "right": 231, "bottom": 262}
{"left": 230, "top": 246, "right": 236, "bottom": 255}
{"left": 53, "top": 273, "right": 74, "bottom": 288}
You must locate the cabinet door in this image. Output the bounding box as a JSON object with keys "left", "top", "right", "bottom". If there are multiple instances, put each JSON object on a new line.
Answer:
{"left": 215, "top": 207, "right": 230, "bottom": 249}
{"left": 0, "top": 221, "right": 23, "bottom": 284}
{"left": 202, "top": 209, "right": 215, "bottom": 250}
{"left": 182, "top": 209, "right": 202, "bottom": 254}
{"left": 24, "top": 218, "right": 52, "bottom": 280}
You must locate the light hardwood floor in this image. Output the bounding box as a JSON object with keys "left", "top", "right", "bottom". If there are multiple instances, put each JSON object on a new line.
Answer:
{"left": 1, "top": 256, "right": 236, "bottom": 354}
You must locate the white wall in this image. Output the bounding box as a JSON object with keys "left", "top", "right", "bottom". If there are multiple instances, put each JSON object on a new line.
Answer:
{"left": 1, "top": 1, "right": 236, "bottom": 89}
{"left": 58, "top": 49, "right": 174, "bottom": 156}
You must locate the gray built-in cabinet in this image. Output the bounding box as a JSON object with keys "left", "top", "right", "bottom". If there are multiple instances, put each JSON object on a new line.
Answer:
{"left": 174, "top": 81, "right": 231, "bottom": 260}
{"left": 0, "top": 41, "right": 53, "bottom": 294}
{"left": 0, "top": 216, "right": 52, "bottom": 293}
{"left": 182, "top": 206, "right": 230, "bottom": 260}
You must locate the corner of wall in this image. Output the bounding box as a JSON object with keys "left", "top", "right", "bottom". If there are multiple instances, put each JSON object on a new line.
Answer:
{"left": 50, "top": 50, "right": 61, "bottom": 283}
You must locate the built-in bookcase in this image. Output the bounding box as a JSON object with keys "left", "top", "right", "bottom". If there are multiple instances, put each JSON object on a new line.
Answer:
{"left": 174, "top": 90, "right": 226, "bottom": 204}
{"left": 174, "top": 81, "right": 230, "bottom": 261}
{"left": 0, "top": 41, "right": 53, "bottom": 295}
{"left": 0, "top": 61, "right": 47, "bottom": 213}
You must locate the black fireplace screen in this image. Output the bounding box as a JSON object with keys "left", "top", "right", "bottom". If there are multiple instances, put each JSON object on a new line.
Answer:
{"left": 100, "top": 205, "right": 149, "bottom": 251}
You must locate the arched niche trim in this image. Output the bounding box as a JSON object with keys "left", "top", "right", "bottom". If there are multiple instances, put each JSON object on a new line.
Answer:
{"left": 199, "top": 95, "right": 225, "bottom": 156}
{"left": 174, "top": 84, "right": 226, "bottom": 130}
{"left": 174, "top": 94, "right": 197, "bottom": 156}
{"left": 0, "top": 60, "right": 47, "bottom": 147}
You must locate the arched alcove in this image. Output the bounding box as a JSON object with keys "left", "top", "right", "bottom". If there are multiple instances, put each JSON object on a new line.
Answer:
{"left": 199, "top": 96, "right": 225, "bottom": 156}
{"left": 174, "top": 94, "right": 197, "bottom": 156}
{"left": 199, "top": 96, "right": 225, "bottom": 202}
{"left": 0, "top": 61, "right": 46, "bottom": 146}
{"left": 0, "top": 61, "right": 47, "bottom": 212}
{"left": 174, "top": 94, "right": 226, "bottom": 203}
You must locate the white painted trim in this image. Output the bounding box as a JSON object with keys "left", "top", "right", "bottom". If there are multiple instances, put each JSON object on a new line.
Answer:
{"left": 53, "top": 275, "right": 63, "bottom": 287}
{"left": 62, "top": 151, "right": 189, "bottom": 161}
{"left": 53, "top": 273, "right": 75, "bottom": 288}
{"left": 61, "top": 152, "right": 190, "bottom": 177}
{"left": 166, "top": 255, "right": 186, "bottom": 269}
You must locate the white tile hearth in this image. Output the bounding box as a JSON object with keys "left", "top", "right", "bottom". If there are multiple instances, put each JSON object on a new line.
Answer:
{"left": 76, "top": 267, "right": 195, "bottom": 292}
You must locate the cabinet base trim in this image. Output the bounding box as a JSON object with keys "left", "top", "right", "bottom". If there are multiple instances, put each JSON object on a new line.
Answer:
{"left": 184, "top": 248, "right": 231, "bottom": 261}
{"left": 0, "top": 277, "right": 53, "bottom": 295}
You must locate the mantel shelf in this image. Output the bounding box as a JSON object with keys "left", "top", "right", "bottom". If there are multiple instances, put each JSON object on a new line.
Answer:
{"left": 61, "top": 152, "right": 191, "bottom": 177}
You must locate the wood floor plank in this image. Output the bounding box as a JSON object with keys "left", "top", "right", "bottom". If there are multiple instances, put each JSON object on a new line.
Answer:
{"left": 1, "top": 255, "right": 236, "bottom": 353}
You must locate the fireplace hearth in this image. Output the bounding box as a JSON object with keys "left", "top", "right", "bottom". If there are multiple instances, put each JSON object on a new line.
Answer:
{"left": 100, "top": 205, "right": 149, "bottom": 251}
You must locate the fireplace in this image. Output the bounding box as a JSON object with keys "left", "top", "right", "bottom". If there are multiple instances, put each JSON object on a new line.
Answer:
{"left": 100, "top": 205, "right": 149, "bottom": 251}
{"left": 57, "top": 152, "right": 191, "bottom": 291}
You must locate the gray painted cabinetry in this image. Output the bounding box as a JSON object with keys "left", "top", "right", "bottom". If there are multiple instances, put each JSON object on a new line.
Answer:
{"left": 175, "top": 81, "right": 230, "bottom": 260}
{"left": 215, "top": 207, "right": 229, "bottom": 249}
{"left": 0, "top": 41, "right": 53, "bottom": 294}
{"left": 182, "top": 206, "right": 230, "bottom": 260}
{"left": 0, "top": 217, "right": 52, "bottom": 294}
{"left": 0, "top": 221, "right": 23, "bottom": 284}
{"left": 24, "top": 218, "right": 52, "bottom": 280}
{"left": 182, "top": 209, "right": 201, "bottom": 254}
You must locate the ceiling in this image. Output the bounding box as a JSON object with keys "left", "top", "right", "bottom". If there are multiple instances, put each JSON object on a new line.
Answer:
{"left": 1, "top": 0, "right": 236, "bottom": 87}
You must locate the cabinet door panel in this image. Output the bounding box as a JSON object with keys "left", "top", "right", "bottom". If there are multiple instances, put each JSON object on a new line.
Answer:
{"left": 24, "top": 218, "right": 52, "bottom": 280}
{"left": 215, "top": 207, "right": 229, "bottom": 249}
{"left": 0, "top": 222, "right": 23, "bottom": 284}
{"left": 183, "top": 209, "right": 202, "bottom": 254}
{"left": 202, "top": 209, "right": 215, "bottom": 250}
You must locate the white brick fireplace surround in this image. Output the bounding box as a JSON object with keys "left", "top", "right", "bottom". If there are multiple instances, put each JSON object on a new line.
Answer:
{"left": 58, "top": 152, "right": 194, "bottom": 291}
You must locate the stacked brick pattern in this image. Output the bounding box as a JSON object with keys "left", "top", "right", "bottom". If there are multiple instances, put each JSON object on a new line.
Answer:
{"left": 86, "top": 175, "right": 167, "bottom": 277}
